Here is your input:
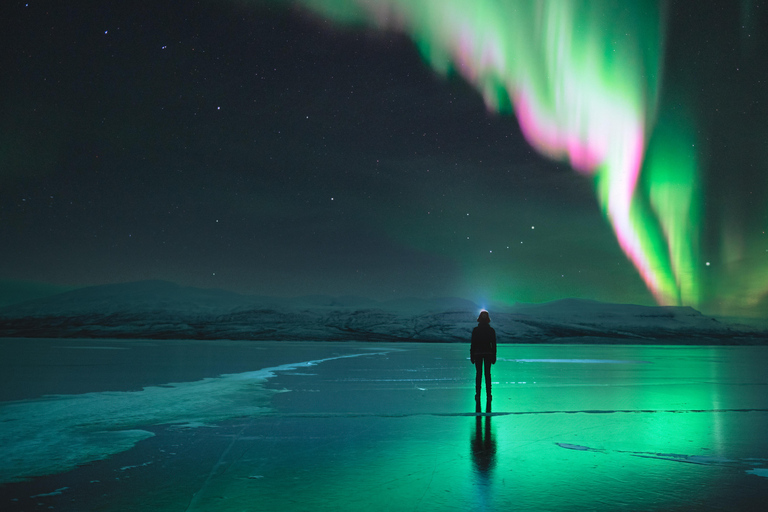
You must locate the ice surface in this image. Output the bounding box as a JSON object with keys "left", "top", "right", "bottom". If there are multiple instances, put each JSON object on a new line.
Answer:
{"left": 1, "top": 340, "right": 768, "bottom": 511}
{"left": 0, "top": 350, "right": 382, "bottom": 483}
{"left": 555, "top": 442, "right": 768, "bottom": 468}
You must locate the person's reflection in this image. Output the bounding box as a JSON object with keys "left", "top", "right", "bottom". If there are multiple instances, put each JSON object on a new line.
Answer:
{"left": 470, "top": 400, "right": 497, "bottom": 494}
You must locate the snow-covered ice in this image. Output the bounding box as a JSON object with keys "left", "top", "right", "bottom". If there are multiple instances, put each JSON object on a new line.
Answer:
{"left": 1, "top": 339, "right": 767, "bottom": 511}
{"left": 3, "top": 280, "right": 766, "bottom": 343}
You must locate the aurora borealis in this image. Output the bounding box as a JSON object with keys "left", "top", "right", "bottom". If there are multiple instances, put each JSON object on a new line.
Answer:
{"left": 290, "top": 0, "right": 767, "bottom": 314}
{"left": 1, "top": 0, "right": 767, "bottom": 316}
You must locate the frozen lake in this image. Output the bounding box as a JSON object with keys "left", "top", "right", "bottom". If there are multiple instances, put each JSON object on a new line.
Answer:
{"left": 1, "top": 338, "right": 768, "bottom": 511}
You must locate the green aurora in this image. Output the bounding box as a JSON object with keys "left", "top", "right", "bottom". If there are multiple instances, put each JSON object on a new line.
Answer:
{"left": 1, "top": 1, "right": 766, "bottom": 317}
{"left": 277, "top": 0, "right": 768, "bottom": 315}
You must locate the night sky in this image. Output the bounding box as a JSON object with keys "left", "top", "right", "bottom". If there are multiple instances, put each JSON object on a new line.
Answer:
{"left": 1, "top": 1, "right": 767, "bottom": 316}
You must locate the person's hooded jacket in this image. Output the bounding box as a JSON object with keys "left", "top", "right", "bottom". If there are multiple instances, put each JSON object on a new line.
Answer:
{"left": 470, "top": 311, "right": 497, "bottom": 364}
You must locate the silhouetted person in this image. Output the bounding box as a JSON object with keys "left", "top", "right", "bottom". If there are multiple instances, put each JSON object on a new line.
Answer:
{"left": 470, "top": 310, "right": 497, "bottom": 402}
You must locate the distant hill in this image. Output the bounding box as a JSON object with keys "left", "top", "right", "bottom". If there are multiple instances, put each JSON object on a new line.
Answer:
{"left": 0, "top": 280, "right": 765, "bottom": 344}
{"left": 0, "top": 280, "right": 76, "bottom": 308}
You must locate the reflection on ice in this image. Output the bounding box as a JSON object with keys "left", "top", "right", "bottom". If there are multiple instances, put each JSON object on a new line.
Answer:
{"left": 471, "top": 400, "right": 495, "bottom": 510}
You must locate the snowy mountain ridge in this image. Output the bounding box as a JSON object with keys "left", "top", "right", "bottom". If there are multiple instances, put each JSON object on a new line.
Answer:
{"left": 0, "top": 280, "right": 765, "bottom": 344}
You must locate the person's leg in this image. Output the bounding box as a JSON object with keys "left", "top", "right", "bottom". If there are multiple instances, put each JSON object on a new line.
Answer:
{"left": 475, "top": 360, "right": 483, "bottom": 400}
{"left": 484, "top": 357, "right": 492, "bottom": 398}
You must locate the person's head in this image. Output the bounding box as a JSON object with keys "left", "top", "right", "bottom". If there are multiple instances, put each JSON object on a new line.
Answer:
{"left": 477, "top": 310, "right": 491, "bottom": 324}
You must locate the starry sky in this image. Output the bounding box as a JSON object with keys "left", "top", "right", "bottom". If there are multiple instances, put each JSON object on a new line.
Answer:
{"left": 1, "top": 0, "right": 767, "bottom": 316}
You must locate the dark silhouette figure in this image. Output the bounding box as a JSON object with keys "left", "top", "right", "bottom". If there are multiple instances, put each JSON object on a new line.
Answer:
{"left": 470, "top": 310, "right": 497, "bottom": 401}
{"left": 470, "top": 400, "right": 496, "bottom": 491}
